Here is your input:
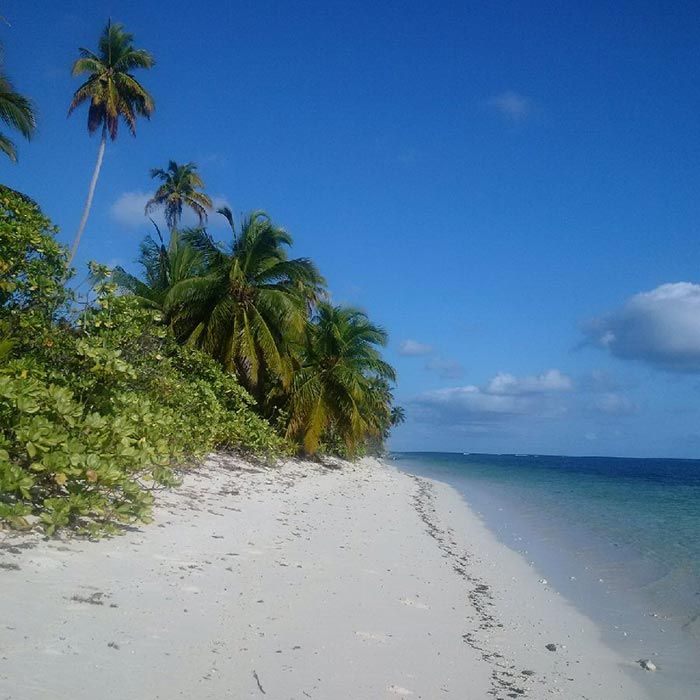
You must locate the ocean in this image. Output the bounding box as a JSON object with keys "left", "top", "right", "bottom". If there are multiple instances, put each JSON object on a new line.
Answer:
{"left": 392, "top": 452, "right": 700, "bottom": 698}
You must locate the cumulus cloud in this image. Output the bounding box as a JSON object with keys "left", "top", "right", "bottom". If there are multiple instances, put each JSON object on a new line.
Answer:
{"left": 486, "top": 369, "right": 572, "bottom": 395}
{"left": 414, "top": 385, "right": 524, "bottom": 423}
{"left": 582, "top": 282, "right": 700, "bottom": 372}
{"left": 396, "top": 339, "right": 463, "bottom": 378}
{"left": 398, "top": 339, "right": 433, "bottom": 356}
{"left": 410, "top": 368, "right": 572, "bottom": 428}
{"left": 486, "top": 91, "right": 534, "bottom": 121}
{"left": 110, "top": 191, "right": 152, "bottom": 228}
{"left": 110, "top": 191, "right": 232, "bottom": 231}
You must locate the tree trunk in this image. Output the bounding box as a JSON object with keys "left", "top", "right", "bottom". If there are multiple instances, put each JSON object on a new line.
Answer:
{"left": 68, "top": 125, "right": 107, "bottom": 266}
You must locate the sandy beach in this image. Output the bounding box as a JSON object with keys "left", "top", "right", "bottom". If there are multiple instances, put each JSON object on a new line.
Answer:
{"left": 0, "top": 455, "right": 651, "bottom": 699}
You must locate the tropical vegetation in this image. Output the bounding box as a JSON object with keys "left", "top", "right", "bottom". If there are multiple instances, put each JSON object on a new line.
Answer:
{"left": 286, "top": 303, "right": 397, "bottom": 455}
{"left": 169, "top": 211, "right": 325, "bottom": 397}
{"left": 145, "top": 161, "right": 213, "bottom": 230}
{"left": 0, "top": 19, "right": 403, "bottom": 536}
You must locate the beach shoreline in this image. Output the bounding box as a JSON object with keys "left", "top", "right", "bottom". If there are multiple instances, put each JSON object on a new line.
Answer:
{"left": 1, "top": 454, "right": 652, "bottom": 699}
{"left": 393, "top": 451, "right": 700, "bottom": 700}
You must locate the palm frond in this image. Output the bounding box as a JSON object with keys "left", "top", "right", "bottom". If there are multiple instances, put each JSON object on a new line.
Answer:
{"left": 217, "top": 206, "right": 235, "bottom": 233}
{"left": 0, "top": 132, "right": 17, "bottom": 161}
{"left": 0, "top": 71, "right": 35, "bottom": 160}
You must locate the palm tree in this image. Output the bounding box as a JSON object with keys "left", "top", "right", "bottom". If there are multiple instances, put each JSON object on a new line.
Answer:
{"left": 0, "top": 69, "right": 36, "bottom": 162}
{"left": 68, "top": 21, "right": 155, "bottom": 265}
{"left": 145, "top": 161, "right": 212, "bottom": 230}
{"left": 390, "top": 405, "right": 406, "bottom": 429}
{"left": 167, "top": 210, "right": 325, "bottom": 397}
{"left": 286, "top": 303, "right": 396, "bottom": 456}
{"left": 112, "top": 222, "right": 203, "bottom": 310}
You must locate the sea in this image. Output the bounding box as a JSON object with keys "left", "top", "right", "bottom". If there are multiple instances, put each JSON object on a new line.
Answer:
{"left": 392, "top": 452, "right": 700, "bottom": 699}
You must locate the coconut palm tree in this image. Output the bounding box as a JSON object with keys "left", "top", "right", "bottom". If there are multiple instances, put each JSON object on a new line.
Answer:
{"left": 145, "top": 161, "right": 212, "bottom": 230}
{"left": 390, "top": 405, "right": 406, "bottom": 429}
{"left": 167, "top": 210, "right": 325, "bottom": 397}
{"left": 112, "top": 222, "right": 203, "bottom": 310}
{"left": 68, "top": 21, "right": 155, "bottom": 265}
{"left": 0, "top": 69, "right": 35, "bottom": 162}
{"left": 286, "top": 303, "right": 396, "bottom": 456}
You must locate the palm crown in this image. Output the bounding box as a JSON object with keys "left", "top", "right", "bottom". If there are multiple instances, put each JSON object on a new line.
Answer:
{"left": 167, "top": 210, "right": 325, "bottom": 395}
{"left": 146, "top": 161, "right": 213, "bottom": 230}
{"left": 68, "top": 21, "right": 155, "bottom": 139}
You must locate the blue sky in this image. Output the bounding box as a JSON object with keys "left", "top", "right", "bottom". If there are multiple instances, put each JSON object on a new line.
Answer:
{"left": 4, "top": 1, "right": 700, "bottom": 457}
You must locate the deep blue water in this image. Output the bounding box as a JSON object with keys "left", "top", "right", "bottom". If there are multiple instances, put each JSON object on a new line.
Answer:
{"left": 392, "top": 452, "right": 700, "bottom": 696}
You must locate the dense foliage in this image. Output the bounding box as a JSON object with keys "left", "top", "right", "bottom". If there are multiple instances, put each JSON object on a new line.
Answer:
{"left": 286, "top": 304, "right": 397, "bottom": 455}
{"left": 0, "top": 187, "right": 67, "bottom": 319}
{"left": 169, "top": 212, "right": 325, "bottom": 397}
{"left": 112, "top": 205, "right": 402, "bottom": 457}
{"left": 0, "top": 19, "right": 402, "bottom": 536}
{"left": 0, "top": 189, "right": 286, "bottom": 535}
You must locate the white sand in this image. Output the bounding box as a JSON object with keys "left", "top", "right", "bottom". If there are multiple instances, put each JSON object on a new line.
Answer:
{"left": 0, "top": 455, "right": 650, "bottom": 699}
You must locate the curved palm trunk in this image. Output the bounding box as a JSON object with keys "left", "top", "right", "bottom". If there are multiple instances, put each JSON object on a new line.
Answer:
{"left": 68, "top": 125, "right": 107, "bottom": 266}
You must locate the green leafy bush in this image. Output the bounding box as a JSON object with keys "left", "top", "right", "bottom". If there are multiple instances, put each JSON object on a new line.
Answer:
{"left": 0, "top": 185, "right": 69, "bottom": 330}
{"left": 0, "top": 371, "right": 165, "bottom": 535}
{"left": 0, "top": 189, "right": 288, "bottom": 536}
{"left": 0, "top": 297, "right": 288, "bottom": 535}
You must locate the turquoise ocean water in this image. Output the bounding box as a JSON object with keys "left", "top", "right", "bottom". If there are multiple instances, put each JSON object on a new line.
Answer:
{"left": 392, "top": 452, "right": 700, "bottom": 698}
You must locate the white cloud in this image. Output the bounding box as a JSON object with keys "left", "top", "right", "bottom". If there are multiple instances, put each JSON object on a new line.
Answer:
{"left": 486, "top": 91, "right": 534, "bottom": 121}
{"left": 486, "top": 369, "right": 572, "bottom": 395}
{"left": 110, "top": 191, "right": 232, "bottom": 231}
{"left": 399, "top": 339, "right": 433, "bottom": 356}
{"left": 110, "top": 191, "right": 151, "bottom": 229}
{"left": 410, "top": 368, "right": 571, "bottom": 428}
{"left": 413, "top": 384, "right": 524, "bottom": 423}
{"left": 583, "top": 282, "right": 700, "bottom": 372}
{"left": 397, "top": 339, "right": 463, "bottom": 377}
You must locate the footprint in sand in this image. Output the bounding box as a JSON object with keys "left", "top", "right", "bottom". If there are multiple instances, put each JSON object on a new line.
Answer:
{"left": 26, "top": 556, "right": 64, "bottom": 571}
{"left": 399, "top": 598, "right": 429, "bottom": 610}
{"left": 354, "top": 631, "right": 390, "bottom": 643}
{"left": 387, "top": 684, "right": 414, "bottom": 696}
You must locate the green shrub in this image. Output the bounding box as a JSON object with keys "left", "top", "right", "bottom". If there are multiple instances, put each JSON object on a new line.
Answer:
{"left": 0, "top": 295, "right": 288, "bottom": 535}
{"left": 0, "top": 371, "right": 167, "bottom": 535}
{"left": 0, "top": 186, "right": 70, "bottom": 334}
{"left": 0, "top": 190, "right": 288, "bottom": 536}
